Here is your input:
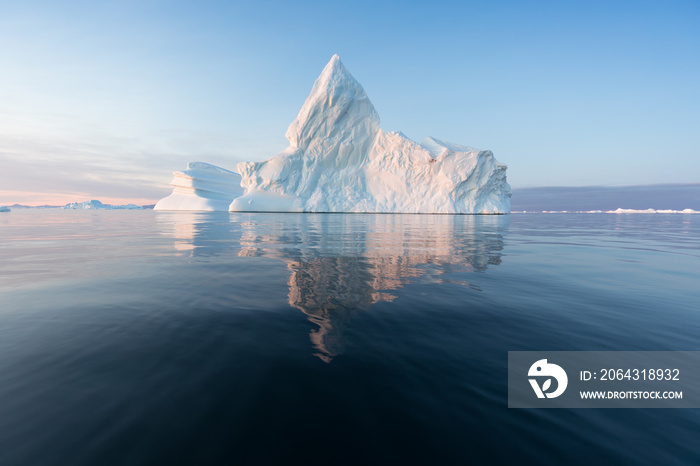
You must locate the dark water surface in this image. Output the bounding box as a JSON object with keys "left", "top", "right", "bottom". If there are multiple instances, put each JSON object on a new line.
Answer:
{"left": 1, "top": 211, "right": 699, "bottom": 465}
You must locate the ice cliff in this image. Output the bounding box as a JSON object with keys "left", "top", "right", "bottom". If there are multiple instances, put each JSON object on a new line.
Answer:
{"left": 154, "top": 162, "right": 243, "bottom": 211}
{"left": 230, "top": 54, "right": 510, "bottom": 214}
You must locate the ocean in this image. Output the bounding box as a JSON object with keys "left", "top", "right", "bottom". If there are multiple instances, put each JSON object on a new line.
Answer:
{"left": 1, "top": 210, "right": 699, "bottom": 465}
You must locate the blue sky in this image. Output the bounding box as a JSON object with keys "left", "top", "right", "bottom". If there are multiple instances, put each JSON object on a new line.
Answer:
{"left": 1, "top": 0, "right": 698, "bottom": 204}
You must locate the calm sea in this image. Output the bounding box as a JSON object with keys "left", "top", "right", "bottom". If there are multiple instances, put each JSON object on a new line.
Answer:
{"left": 1, "top": 210, "right": 699, "bottom": 465}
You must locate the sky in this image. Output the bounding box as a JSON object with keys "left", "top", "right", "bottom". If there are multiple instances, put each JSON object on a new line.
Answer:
{"left": 1, "top": 0, "right": 699, "bottom": 205}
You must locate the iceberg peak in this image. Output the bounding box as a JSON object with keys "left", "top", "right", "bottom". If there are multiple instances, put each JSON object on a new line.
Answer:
{"left": 231, "top": 54, "right": 511, "bottom": 214}
{"left": 285, "top": 55, "right": 380, "bottom": 149}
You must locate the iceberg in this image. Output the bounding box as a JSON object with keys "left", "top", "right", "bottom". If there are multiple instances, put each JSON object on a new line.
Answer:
{"left": 154, "top": 162, "right": 243, "bottom": 211}
{"left": 62, "top": 200, "right": 143, "bottom": 210}
{"left": 230, "top": 55, "right": 510, "bottom": 214}
{"left": 0, "top": 206, "right": 10, "bottom": 212}
{"left": 606, "top": 208, "right": 699, "bottom": 214}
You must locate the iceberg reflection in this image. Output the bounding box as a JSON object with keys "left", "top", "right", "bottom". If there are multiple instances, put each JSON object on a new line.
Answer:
{"left": 158, "top": 212, "right": 507, "bottom": 362}
{"left": 236, "top": 214, "right": 508, "bottom": 362}
{"left": 155, "top": 212, "right": 241, "bottom": 255}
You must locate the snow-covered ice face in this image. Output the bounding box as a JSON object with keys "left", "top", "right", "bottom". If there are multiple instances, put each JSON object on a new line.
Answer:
{"left": 230, "top": 54, "right": 511, "bottom": 214}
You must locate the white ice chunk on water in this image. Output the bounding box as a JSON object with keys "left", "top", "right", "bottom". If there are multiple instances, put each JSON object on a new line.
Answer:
{"left": 155, "top": 162, "right": 243, "bottom": 211}
{"left": 230, "top": 55, "right": 511, "bottom": 214}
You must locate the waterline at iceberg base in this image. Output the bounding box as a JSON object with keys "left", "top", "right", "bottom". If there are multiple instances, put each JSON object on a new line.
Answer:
{"left": 230, "top": 55, "right": 511, "bottom": 214}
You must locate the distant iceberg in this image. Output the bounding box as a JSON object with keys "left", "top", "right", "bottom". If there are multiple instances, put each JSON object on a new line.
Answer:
{"left": 155, "top": 162, "right": 243, "bottom": 211}
{"left": 607, "top": 208, "right": 698, "bottom": 214}
{"left": 62, "top": 200, "right": 143, "bottom": 210}
{"left": 230, "top": 55, "right": 510, "bottom": 214}
{"left": 511, "top": 208, "right": 699, "bottom": 214}
{"left": 0, "top": 206, "right": 10, "bottom": 212}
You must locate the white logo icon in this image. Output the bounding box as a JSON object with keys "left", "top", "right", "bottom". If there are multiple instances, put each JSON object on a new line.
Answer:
{"left": 528, "top": 359, "right": 568, "bottom": 398}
